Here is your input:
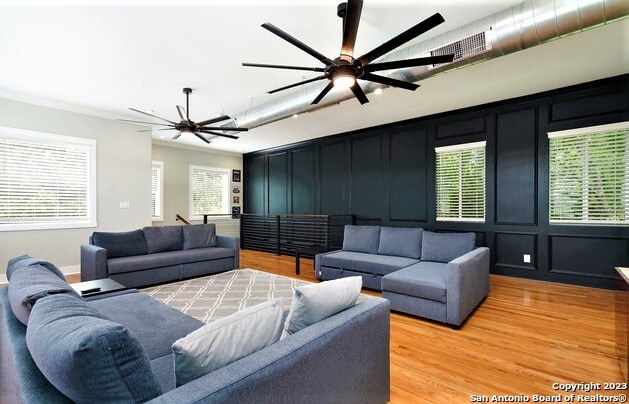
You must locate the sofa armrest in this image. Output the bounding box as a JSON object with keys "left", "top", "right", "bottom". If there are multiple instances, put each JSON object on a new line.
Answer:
{"left": 314, "top": 250, "right": 342, "bottom": 277}
{"left": 217, "top": 236, "right": 240, "bottom": 269}
{"left": 445, "top": 247, "right": 490, "bottom": 326}
{"left": 80, "top": 244, "right": 108, "bottom": 281}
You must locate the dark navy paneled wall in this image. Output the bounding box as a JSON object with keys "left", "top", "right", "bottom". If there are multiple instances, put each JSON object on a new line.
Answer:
{"left": 244, "top": 75, "right": 629, "bottom": 289}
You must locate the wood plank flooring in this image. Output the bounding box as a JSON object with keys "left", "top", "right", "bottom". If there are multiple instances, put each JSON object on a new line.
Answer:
{"left": 240, "top": 249, "right": 625, "bottom": 403}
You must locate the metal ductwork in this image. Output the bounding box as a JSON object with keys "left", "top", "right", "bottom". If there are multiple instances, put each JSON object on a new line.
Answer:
{"left": 227, "top": 0, "right": 628, "bottom": 131}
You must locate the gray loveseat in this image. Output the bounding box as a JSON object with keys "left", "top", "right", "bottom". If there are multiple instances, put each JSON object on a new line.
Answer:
{"left": 81, "top": 224, "right": 239, "bottom": 288}
{"left": 315, "top": 225, "right": 489, "bottom": 327}
{"left": 1, "top": 256, "right": 391, "bottom": 404}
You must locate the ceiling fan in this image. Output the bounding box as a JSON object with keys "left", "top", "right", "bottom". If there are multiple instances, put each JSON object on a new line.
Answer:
{"left": 120, "top": 88, "right": 248, "bottom": 144}
{"left": 243, "top": 0, "right": 455, "bottom": 105}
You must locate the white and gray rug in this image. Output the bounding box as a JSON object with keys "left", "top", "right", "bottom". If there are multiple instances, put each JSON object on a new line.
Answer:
{"left": 140, "top": 269, "right": 310, "bottom": 323}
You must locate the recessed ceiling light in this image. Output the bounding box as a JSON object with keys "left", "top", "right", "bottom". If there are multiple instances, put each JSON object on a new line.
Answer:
{"left": 145, "top": 110, "right": 154, "bottom": 114}
{"left": 292, "top": 114, "right": 299, "bottom": 119}
{"left": 374, "top": 88, "right": 383, "bottom": 95}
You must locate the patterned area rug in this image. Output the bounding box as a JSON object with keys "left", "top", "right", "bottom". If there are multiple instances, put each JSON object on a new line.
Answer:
{"left": 140, "top": 269, "right": 310, "bottom": 323}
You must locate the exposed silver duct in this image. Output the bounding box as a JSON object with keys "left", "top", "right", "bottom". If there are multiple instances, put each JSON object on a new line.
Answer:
{"left": 229, "top": 0, "right": 628, "bottom": 131}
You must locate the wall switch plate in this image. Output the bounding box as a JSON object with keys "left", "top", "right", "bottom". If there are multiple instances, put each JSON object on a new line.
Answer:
{"left": 523, "top": 254, "right": 531, "bottom": 263}
{"left": 119, "top": 201, "right": 130, "bottom": 209}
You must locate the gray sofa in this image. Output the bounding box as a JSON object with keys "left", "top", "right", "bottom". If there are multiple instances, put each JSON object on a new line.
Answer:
{"left": 1, "top": 256, "right": 391, "bottom": 404}
{"left": 316, "top": 225, "right": 489, "bottom": 327}
{"left": 81, "top": 224, "right": 240, "bottom": 288}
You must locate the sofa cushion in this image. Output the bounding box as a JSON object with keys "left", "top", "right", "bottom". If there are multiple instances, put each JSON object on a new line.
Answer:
{"left": 342, "top": 225, "right": 381, "bottom": 254}
{"left": 378, "top": 227, "right": 423, "bottom": 259}
{"left": 172, "top": 298, "right": 284, "bottom": 387}
{"left": 89, "top": 292, "right": 204, "bottom": 360}
{"left": 7, "top": 255, "right": 66, "bottom": 281}
{"left": 8, "top": 265, "right": 78, "bottom": 325}
{"left": 282, "top": 276, "right": 362, "bottom": 338}
{"left": 421, "top": 231, "right": 476, "bottom": 263}
{"left": 382, "top": 262, "right": 448, "bottom": 303}
{"left": 183, "top": 224, "right": 218, "bottom": 249}
{"left": 143, "top": 226, "right": 184, "bottom": 254}
{"left": 26, "top": 293, "right": 162, "bottom": 403}
{"left": 92, "top": 229, "right": 148, "bottom": 258}
{"left": 319, "top": 251, "right": 419, "bottom": 276}
{"left": 107, "top": 248, "right": 235, "bottom": 275}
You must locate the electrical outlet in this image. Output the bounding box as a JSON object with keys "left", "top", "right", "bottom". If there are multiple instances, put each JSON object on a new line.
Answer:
{"left": 119, "top": 201, "right": 130, "bottom": 209}
{"left": 523, "top": 254, "right": 531, "bottom": 264}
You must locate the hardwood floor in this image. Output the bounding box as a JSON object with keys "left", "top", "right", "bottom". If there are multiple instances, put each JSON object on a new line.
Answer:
{"left": 240, "top": 249, "right": 624, "bottom": 403}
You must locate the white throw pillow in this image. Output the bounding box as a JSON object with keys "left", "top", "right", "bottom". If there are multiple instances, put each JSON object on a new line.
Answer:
{"left": 282, "top": 276, "right": 362, "bottom": 339}
{"left": 172, "top": 298, "right": 284, "bottom": 386}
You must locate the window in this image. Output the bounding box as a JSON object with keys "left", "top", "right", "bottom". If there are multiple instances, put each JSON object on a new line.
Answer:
{"left": 548, "top": 122, "right": 628, "bottom": 225}
{"left": 0, "top": 126, "right": 96, "bottom": 231}
{"left": 151, "top": 161, "right": 164, "bottom": 221}
{"left": 435, "top": 141, "right": 486, "bottom": 222}
{"left": 189, "top": 165, "right": 230, "bottom": 220}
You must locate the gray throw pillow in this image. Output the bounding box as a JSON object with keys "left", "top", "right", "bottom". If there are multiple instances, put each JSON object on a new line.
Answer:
{"left": 183, "top": 224, "right": 218, "bottom": 250}
{"left": 282, "top": 276, "right": 362, "bottom": 339}
{"left": 342, "top": 225, "right": 381, "bottom": 254}
{"left": 142, "top": 226, "right": 184, "bottom": 253}
{"left": 172, "top": 298, "right": 284, "bottom": 387}
{"left": 421, "top": 231, "right": 476, "bottom": 263}
{"left": 7, "top": 255, "right": 66, "bottom": 281}
{"left": 92, "top": 229, "right": 148, "bottom": 258}
{"left": 26, "top": 293, "right": 162, "bottom": 403}
{"left": 378, "top": 227, "right": 423, "bottom": 259}
{"left": 8, "top": 265, "right": 78, "bottom": 325}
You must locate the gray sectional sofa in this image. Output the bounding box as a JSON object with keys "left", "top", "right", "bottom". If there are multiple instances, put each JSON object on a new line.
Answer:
{"left": 1, "top": 256, "right": 391, "bottom": 404}
{"left": 316, "top": 225, "right": 489, "bottom": 327}
{"left": 81, "top": 224, "right": 240, "bottom": 288}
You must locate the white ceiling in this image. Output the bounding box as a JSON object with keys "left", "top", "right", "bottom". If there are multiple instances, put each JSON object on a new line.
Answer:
{"left": 0, "top": 0, "right": 627, "bottom": 154}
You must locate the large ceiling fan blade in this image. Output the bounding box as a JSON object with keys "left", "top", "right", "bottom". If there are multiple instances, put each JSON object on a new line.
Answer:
{"left": 350, "top": 83, "right": 369, "bottom": 104}
{"left": 268, "top": 75, "right": 327, "bottom": 94}
{"left": 196, "top": 115, "right": 230, "bottom": 127}
{"left": 137, "top": 128, "right": 177, "bottom": 133}
{"left": 129, "top": 108, "right": 178, "bottom": 125}
{"left": 364, "top": 54, "right": 455, "bottom": 72}
{"left": 361, "top": 72, "right": 419, "bottom": 91}
{"left": 356, "top": 13, "right": 445, "bottom": 66}
{"left": 117, "top": 118, "right": 174, "bottom": 128}
{"left": 176, "top": 105, "right": 187, "bottom": 121}
{"left": 193, "top": 132, "right": 211, "bottom": 144}
{"left": 261, "top": 23, "right": 335, "bottom": 66}
{"left": 340, "top": 0, "right": 363, "bottom": 60}
{"left": 311, "top": 81, "right": 334, "bottom": 105}
{"left": 242, "top": 62, "right": 326, "bottom": 72}
{"left": 172, "top": 132, "right": 182, "bottom": 140}
{"left": 197, "top": 130, "right": 240, "bottom": 140}
{"left": 199, "top": 126, "right": 248, "bottom": 132}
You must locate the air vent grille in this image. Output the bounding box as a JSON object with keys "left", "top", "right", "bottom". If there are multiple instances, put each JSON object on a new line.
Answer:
{"left": 429, "top": 31, "right": 491, "bottom": 68}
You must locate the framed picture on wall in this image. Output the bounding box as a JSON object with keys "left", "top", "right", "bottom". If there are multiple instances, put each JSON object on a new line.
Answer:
{"left": 232, "top": 169, "right": 241, "bottom": 182}
{"left": 232, "top": 186, "right": 240, "bottom": 194}
{"left": 232, "top": 196, "right": 240, "bottom": 204}
{"left": 232, "top": 206, "right": 241, "bottom": 219}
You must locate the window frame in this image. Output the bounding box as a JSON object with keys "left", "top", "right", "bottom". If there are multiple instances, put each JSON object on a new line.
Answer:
{"left": 151, "top": 161, "right": 164, "bottom": 222}
{"left": 0, "top": 126, "right": 97, "bottom": 231}
{"left": 548, "top": 121, "right": 629, "bottom": 226}
{"left": 188, "top": 165, "right": 230, "bottom": 221}
{"left": 435, "top": 140, "right": 486, "bottom": 223}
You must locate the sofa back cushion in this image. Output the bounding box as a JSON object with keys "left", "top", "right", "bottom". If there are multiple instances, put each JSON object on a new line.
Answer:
{"left": 92, "top": 229, "right": 148, "bottom": 258}
{"left": 8, "top": 265, "right": 78, "bottom": 325}
{"left": 342, "top": 225, "right": 381, "bottom": 254}
{"left": 183, "top": 224, "right": 218, "bottom": 250}
{"left": 7, "top": 255, "right": 66, "bottom": 281}
{"left": 378, "top": 227, "right": 423, "bottom": 259}
{"left": 421, "top": 231, "right": 476, "bottom": 263}
{"left": 143, "top": 226, "right": 184, "bottom": 253}
{"left": 26, "top": 293, "right": 162, "bottom": 403}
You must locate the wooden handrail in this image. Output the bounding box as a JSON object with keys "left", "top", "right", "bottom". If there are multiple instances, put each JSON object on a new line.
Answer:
{"left": 175, "top": 214, "right": 191, "bottom": 225}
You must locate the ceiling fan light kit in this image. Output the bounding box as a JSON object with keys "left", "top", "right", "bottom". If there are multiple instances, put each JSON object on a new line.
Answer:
{"left": 243, "top": 0, "right": 455, "bottom": 106}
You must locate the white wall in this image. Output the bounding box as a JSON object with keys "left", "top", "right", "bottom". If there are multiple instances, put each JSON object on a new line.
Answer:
{"left": 0, "top": 98, "right": 152, "bottom": 276}
{"left": 151, "top": 143, "right": 242, "bottom": 237}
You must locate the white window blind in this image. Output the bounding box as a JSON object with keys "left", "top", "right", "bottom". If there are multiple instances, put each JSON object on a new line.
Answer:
{"left": 548, "top": 122, "right": 629, "bottom": 225}
{"left": 151, "top": 161, "right": 163, "bottom": 221}
{"left": 0, "top": 126, "right": 96, "bottom": 231}
{"left": 189, "top": 165, "right": 229, "bottom": 220}
{"left": 435, "top": 141, "right": 486, "bottom": 222}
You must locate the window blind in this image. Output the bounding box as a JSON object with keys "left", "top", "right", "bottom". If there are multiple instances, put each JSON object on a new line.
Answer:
{"left": 189, "top": 165, "right": 229, "bottom": 219}
{"left": 548, "top": 123, "right": 628, "bottom": 224}
{"left": 151, "top": 161, "right": 163, "bottom": 221}
{"left": 435, "top": 141, "right": 486, "bottom": 222}
{"left": 0, "top": 127, "right": 96, "bottom": 230}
